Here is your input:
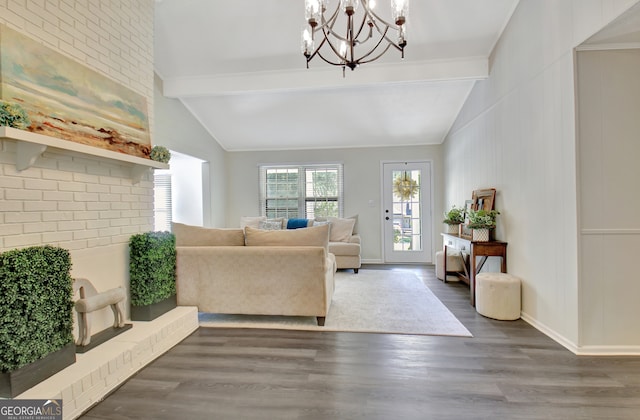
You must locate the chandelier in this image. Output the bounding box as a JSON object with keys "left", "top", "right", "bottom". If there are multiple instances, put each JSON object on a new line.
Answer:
{"left": 302, "top": 0, "right": 409, "bottom": 75}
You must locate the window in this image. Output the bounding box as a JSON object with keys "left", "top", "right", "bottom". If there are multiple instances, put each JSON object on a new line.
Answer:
{"left": 154, "top": 171, "right": 172, "bottom": 231}
{"left": 259, "top": 164, "right": 343, "bottom": 219}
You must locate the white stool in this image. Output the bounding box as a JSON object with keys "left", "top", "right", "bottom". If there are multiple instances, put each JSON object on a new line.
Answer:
{"left": 435, "top": 250, "right": 465, "bottom": 282}
{"left": 475, "top": 272, "right": 521, "bottom": 320}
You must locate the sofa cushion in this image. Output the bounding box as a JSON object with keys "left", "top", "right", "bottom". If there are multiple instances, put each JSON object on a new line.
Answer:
{"left": 328, "top": 241, "right": 360, "bottom": 257}
{"left": 172, "top": 222, "right": 245, "bottom": 246}
{"left": 245, "top": 224, "right": 329, "bottom": 249}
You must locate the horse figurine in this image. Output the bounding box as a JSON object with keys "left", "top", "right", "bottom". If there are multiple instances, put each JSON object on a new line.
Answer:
{"left": 73, "top": 278, "right": 125, "bottom": 346}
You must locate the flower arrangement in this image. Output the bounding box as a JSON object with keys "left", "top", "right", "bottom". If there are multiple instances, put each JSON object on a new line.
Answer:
{"left": 467, "top": 209, "right": 500, "bottom": 229}
{"left": 150, "top": 145, "right": 171, "bottom": 163}
{"left": 443, "top": 205, "right": 465, "bottom": 225}
{"left": 0, "top": 101, "right": 31, "bottom": 130}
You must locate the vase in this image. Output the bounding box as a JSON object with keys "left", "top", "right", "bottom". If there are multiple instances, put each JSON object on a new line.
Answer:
{"left": 445, "top": 223, "right": 459, "bottom": 234}
{"left": 472, "top": 228, "right": 490, "bottom": 242}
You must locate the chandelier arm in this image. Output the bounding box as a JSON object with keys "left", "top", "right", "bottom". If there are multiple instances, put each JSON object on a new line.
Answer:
{"left": 314, "top": 2, "right": 342, "bottom": 40}
{"left": 379, "top": 33, "right": 405, "bottom": 52}
{"left": 306, "top": 33, "right": 330, "bottom": 63}
{"left": 322, "top": 26, "right": 348, "bottom": 62}
{"left": 309, "top": 25, "right": 345, "bottom": 62}
{"left": 357, "top": 44, "right": 393, "bottom": 65}
{"left": 352, "top": 9, "right": 371, "bottom": 42}
{"left": 364, "top": 5, "right": 401, "bottom": 29}
{"left": 369, "top": 21, "right": 407, "bottom": 54}
{"left": 350, "top": 26, "right": 392, "bottom": 63}
{"left": 318, "top": 20, "right": 350, "bottom": 42}
{"left": 316, "top": 51, "right": 349, "bottom": 67}
{"left": 368, "top": 18, "right": 404, "bottom": 47}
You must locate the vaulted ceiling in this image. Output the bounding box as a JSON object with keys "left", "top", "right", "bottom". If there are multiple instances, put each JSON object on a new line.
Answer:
{"left": 154, "top": 0, "right": 520, "bottom": 151}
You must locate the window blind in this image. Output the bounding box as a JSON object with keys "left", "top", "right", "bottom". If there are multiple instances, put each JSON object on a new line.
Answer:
{"left": 259, "top": 163, "right": 344, "bottom": 219}
{"left": 153, "top": 172, "right": 172, "bottom": 231}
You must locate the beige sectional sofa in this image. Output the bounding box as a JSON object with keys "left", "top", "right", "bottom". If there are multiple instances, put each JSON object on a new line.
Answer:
{"left": 173, "top": 222, "right": 336, "bottom": 325}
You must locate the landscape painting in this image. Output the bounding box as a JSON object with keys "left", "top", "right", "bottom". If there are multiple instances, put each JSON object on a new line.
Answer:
{"left": 0, "top": 24, "right": 151, "bottom": 158}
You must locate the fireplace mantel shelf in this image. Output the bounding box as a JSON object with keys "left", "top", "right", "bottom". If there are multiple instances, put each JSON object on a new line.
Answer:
{"left": 0, "top": 126, "right": 168, "bottom": 183}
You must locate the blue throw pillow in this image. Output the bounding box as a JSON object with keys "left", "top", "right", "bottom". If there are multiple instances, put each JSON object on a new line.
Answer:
{"left": 287, "top": 218, "right": 309, "bottom": 229}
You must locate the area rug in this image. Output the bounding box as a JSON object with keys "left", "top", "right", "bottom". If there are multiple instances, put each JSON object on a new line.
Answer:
{"left": 198, "top": 270, "right": 472, "bottom": 337}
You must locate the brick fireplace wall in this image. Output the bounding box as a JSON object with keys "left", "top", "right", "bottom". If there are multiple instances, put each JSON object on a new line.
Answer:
{"left": 0, "top": 0, "right": 156, "bottom": 331}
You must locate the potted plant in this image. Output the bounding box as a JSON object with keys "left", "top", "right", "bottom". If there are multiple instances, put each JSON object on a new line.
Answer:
{"left": 467, "top": 209, "right": 500, "bottom": 242}
{"left": 129, "top": 231, "right": 177, "bottom": 321}
{"left": 150, "top": 145, "right": 171, "bottom": 163}
{"left": 443, "top": 205, "right": 465, "bottom": 234}
{"left": 0, "top": 245, "right": 76, "bottom": 397}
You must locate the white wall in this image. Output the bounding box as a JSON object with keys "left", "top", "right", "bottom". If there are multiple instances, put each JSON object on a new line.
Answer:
{"left": 225, "top": 145, "right": 444, "bottom": 263}
{"left": 577, "top": 49, "right": 640, "bottom": 351}
{"left": 443, "top": 0, "right": 640, "bottom": 353}
{"left": 153, "top": 75, "right": 227, "bottom": 227}
{"left": 0, "top": 1, "right": 154, "bottom": 334}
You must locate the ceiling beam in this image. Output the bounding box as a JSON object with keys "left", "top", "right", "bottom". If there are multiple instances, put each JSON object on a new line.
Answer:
{"left": 161, "top": 56, "right": 488, "bottom": 98}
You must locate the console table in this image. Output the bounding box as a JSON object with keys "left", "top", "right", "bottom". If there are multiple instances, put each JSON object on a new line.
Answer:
{"left": 441, "top": 233, "right": 508, "bottom": 306}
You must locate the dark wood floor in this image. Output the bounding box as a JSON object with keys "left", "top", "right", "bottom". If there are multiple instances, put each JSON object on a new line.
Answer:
{"left": 81, "top": 265, "right": 640, "bottom": 420}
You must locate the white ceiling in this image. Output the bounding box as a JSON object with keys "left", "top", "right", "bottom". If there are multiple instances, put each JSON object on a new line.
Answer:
{"left": 154, "top": 0, "right": 520, "bottom": 151}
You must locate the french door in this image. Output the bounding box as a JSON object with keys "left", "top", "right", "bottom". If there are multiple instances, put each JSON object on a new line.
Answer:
{"left": 382, "top": 161, "right": 432, "bottom": 263}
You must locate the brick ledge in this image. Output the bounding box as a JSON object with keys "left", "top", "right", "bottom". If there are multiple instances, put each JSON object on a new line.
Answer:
{"left": 15, "top": 306, "right": 199, "bottom": 420}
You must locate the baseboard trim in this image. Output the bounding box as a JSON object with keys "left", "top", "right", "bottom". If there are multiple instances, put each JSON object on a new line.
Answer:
{"left": 574, "top": 345, "right": 640, "bottom": 356}
{"left": 361, "top": 259, "right": 384, "bottom": 264}
{"left": 361, "top": 260, "right": 434, "bottom": 266}
{"left": 520, "top": 312, "right": 579, "bottom": 354}
{"left": 521, "top": 312, "right": 640, "bottom": 356}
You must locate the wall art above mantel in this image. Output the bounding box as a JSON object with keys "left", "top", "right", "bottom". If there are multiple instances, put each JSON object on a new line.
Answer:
{"left": 0, "top": 24, "right": 151, "bottom": 159}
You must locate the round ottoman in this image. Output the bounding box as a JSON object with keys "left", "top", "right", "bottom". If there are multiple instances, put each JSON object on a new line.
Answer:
{"left": 435, "top": 250, "right": 465, "bottom": 282}
{"left": 475, "top": 272, "right": 521, "bottom": 320}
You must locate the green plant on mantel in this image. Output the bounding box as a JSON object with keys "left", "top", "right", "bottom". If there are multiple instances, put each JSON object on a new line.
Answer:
{"left": 150, "top": 146, "right": 171, "bottom": 163}
{"left": 129, "top": 231, "right": 176, "bottom": 306}
{"left": 0, "top": 246, "right": 74, "bottom": 372}
{"left": 467, "top": 209, "right": 500, "bottom": 229}
{"left": 0, "top": 100, "right": 31, "bottom": 130}
{"left": 443, "top": 205, "right": 465, "bottom": 225}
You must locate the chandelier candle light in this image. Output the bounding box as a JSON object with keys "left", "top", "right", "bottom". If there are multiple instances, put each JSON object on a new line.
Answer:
{"left": 302, "top": 0, "right": 409, "bottom": 75}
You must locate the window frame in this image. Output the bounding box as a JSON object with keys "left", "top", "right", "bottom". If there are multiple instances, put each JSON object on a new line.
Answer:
{"left": 259, "top": 163, "right": 344, "bottom": 219}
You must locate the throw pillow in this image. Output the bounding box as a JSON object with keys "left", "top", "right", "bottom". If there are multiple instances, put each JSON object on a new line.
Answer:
{"left": 315, "top": 214, "right": 358, "bottom": 234}
{"left": 312, "top": 219, "right": 331, "bottom": 235}
{"left": 172, "top": 222, "right": 245, "bottom": 246}
{"left": 286, "top": 218, "right": 310, "bottom": 229}
{"left": 244, "top": 224, "right": 329, "bottom": 249}
{"left": 327, "top": 217, "right": 356, "bottom": 242}
{"left": 240, "top": 216, "right": 266, "bottom": 229}
{"left": 258, "top": 219, "right": 283, "bottom": 230}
